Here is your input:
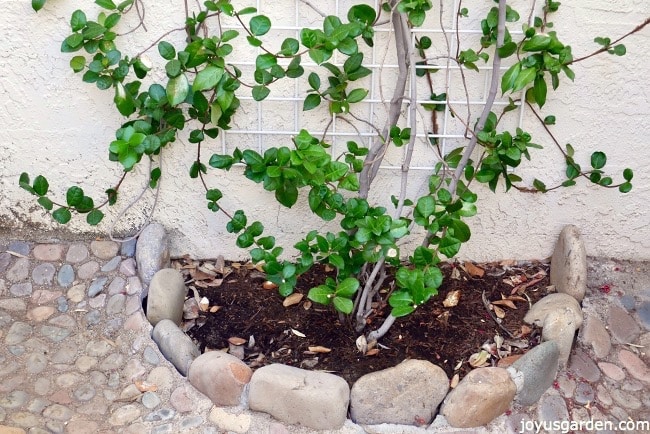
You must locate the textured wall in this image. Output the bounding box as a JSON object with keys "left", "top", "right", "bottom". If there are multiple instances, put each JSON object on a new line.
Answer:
{"left": 1, "top": 0, "right": 648, "bottom": 261}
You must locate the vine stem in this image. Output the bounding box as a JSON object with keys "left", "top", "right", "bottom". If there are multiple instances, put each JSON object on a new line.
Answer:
{"left": 569, "top": 17, "right": 650, "bottom": 64}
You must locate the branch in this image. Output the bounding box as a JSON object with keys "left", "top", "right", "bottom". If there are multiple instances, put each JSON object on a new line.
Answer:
{"left": 569, "top": 17, "right": 650, "bottom": 64}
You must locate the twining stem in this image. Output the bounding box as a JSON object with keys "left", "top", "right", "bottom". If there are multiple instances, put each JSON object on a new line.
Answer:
{"left": 569, "top": 17, "right": 650, "bottom": 64}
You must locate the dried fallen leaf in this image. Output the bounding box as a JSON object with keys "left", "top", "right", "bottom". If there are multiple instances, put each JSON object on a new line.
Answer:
{"left": 464, "top": 262, "right": 485, "bottom": 278}
{"left": 451, "top": 267, "right": 461, "bottom": 280}
{"left": 468, "top": 350, "right": 491, "bottom": 368}
{"left": 492, "top": 305, "right": 506, "bottom": 319}
{"left": 443, "top": 290, "right": 461, "bottom": 307}
{"left": 491, "top": 299, "right": 517, "bottom": 309}
{"left": 199, "top": 296, "right": 210, "bottom": 312}
{"left": 519, "top": 324, "right": 532, "bottom": 337}
{"left": 228, "top": 337, "right": 247, "bottom": 346}
{"left": 365, "top": 348, "right": 379, "bottom": 356}
{"left": 134, "top": 380, "right": 158, "bottom": 392}
{"left": 303, "top": 300, "right": 312, "bottom": 310}
{"left": 450, "top": 373, "right": 460, "bottom": 388}
{"left": 283, "top": 293, "right": 303, "bottom": 307}
{"left": 308, "top": 346, "right": 332, "bottom": 353}
{"left": 262, "top": 281, "right": 278, "bottom": 290}
{"left": 209, "top": 305, "right": 221, "bottom": 313}
{"left": 291, "top": 328, "right": 306, "bottom": 338}
{"left": 356, "top": 335, "right": 368, "bottom": 354}
{"left": 437, "top": 310, "right": 450, "bottom": 326}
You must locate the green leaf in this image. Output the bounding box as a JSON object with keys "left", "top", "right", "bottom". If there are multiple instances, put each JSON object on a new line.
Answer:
{"left": 533, "top": 75, "right": 547, "bottom": 107}
{"left": 70, "top": 10, "right": 87, "bottom": 31}
{"left": 86, "top": 209, "right": 104, "bottom": 225}
{"left": 249, "top": 15, "right": 271, "bottom": 36}
{"left": 501, "top": 62, "right": 521, "bottom": 94}
{"left": 252, "top": 85, "right": 270, "bottom": 101}
{"left": 590, "top": 151, "right": 606, "bottom": 170}
{"left": 95, "top": 0, "right": 117, "bottom": 10}
{"left": 333, "top": 297, "right": 353, "bottom": 314}
{"left": 416, "top": 196, "right": 435, "bottom": 218}
{"left": 623, "top": 168, "right": 633, "bottom": 181}
{"left": 308, "top": 72, "right": 320, "bottom": 90}
{"left": 303, "top": 94, "right": 321, "bottom": 111}
{"left": 544, "top": 115, "right": 556, "bottom": 125}
{"left": 37, "top": 196, "right": 54, "bottom": 210}
{"left": 308, "top": 285, "right": 334, "bottom": 305}
{"left": 33, "top": 175, "right": 49, "bottom": 196}
{"left": 166, "top": 74, "right": 189, "bottom": 106}
{"left": 391, "top": 305, "right": 416, "bottom": 318}
{"left": 450, "top": 219, "right": 471, "bottom": 242}
{"left": 52, "top": 207, "right": 72, "bottom": 224}
{"left": 158, "top": 41, "right": 176, "bottom": 60}
{"left": 205, "top": 189, "right": 223, "bottom": 202}
{"left": 66, "top": 186, "right": 83, "bottom": 206}
{"left": 611, "top": 44, "right": 626, "bottom": 56}
{"left": 70, "top": 56, "right": 86, "bottom": 72}
{"left": 280, "top": 37, "right": 299, "bottom": 55}
{"left": 336, "top": 277, "right": 359, "bottom": 298}
{"left": 192, "top": 65, "right": 224, "bottom": 91}
{"left": 522, "top": 34, "right": 551, "bottom": 52}
{"left": 62, "top": 33, "right": 84, "bottom": 52}
{"left": 512, "top": 67, "right": 536, "bottom": 92}
{"left": 618, "top": 182, "right": 632, "bottom": 193}
{"left": 533, "top": 178, "right": 547, "bottom": 192}
{"left": 328, "top": 254, "right": 345, "bottom": 269}
{"left": 256, "top": 53, "right": 277, "bottom": 69}
{"left": 497, "top": 41, "right": 517, "bottom": 58}
{"left": 347, "top": 88, "right": 368, "bottom": 103}
{"left": 32, "top": 0, "right": 46, "bottom": 12}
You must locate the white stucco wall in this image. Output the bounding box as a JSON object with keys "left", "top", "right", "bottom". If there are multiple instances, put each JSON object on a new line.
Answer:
{"left": 1, "top": 0, "right": 648, "bottom": 261}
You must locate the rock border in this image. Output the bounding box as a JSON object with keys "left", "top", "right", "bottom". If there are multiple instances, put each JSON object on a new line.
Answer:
{"left": 138, "top": 223, "right": 588, "bottom": 430}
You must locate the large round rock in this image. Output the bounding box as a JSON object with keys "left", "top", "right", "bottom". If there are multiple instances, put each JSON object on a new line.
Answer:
{"left": 188, "top": 351, "right": 252, "bottom": 406}
{"left": 350, "top": 359, "right": 448, "bottom": 425}
{"left": 136, "top": 223, "right": 170, "bottom": 289}
{"left": 441, "top": 367, "right": 516, "bottom": 428}
{"left": 146, "top": 269, "right": 187, "bottom": 326}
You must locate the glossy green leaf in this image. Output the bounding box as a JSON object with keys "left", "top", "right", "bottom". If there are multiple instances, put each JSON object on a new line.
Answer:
{"left": 158, "top": 41, "right": 176, "bottom": 60}
{"left": 32, "top": 0, "right": 46, "bottom": 12}
{"left": 347, "top": 88, "right": 368, "bottom": 103}
{"left": 619, "top": 182, "right": 632, "bottom": 193}
{"left": 333, "top": 296, "right": 353, "bottom": 314}
{"left": 303, "top": 94, "right": 321, "bottom": 111}
{"left": 336, "top": 277, "right": 359, "bottom": 298}
{"left": 37, "top": 196, "right": 53, "bottom": 210}
{"left": 249, "top": 15, "right": 271, "bottom": 36}
{"left": 623, "top": 168, "right": 633, "bottom": 181}
{"left": 252, "top": 85, "right": 270, "bottom": 101}
{"left": 33, "top": 175, "right": 49, "bottom": 196}
{"left": 95, "top": 0, "right": 116, "bottom": 10}
{"left": 590, "top": 151, "right": 606, "bottom": 169}
{"left": 166, "top": 74, "right": 189, "bottom": 106}
{"left": 308, "top": 285, "right": 334, "bottom": 305}
{"left": 192, "top": 65, "right": 224, "bottom": 91}
{"left": 52, "top": 207, "right": 72, "bottom": 224}
{"left": 86, "top": 209, "right": 104, "bottom": 225}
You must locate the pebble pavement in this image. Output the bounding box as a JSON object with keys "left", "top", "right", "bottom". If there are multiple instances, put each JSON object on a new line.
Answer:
{"left": 0, "top": 237, "right": 648, "bottom": 433}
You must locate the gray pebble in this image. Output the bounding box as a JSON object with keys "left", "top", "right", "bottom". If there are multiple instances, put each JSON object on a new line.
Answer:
{"left": 10, "top": 282, "right": 33, "bottom": 297}
{"left": 56, "top": 296, "right": 69, "bottom": 313}
{"left": 106, "top": 294, "right": 126, "bottom": 315}
{"left": 107, "top": 277, "right": 126, "bottom": 295}
{"left": 143, "top": 346, "right": 161, "bottom": 365}
{"left": 108, "top": 372, "right": 120, "bottom": 388}
{"left": 85, "top": 310, "right": 102, "bottom": 326}
{"left": 120, "top": 238, "right": 137, "bottom": 257}
{"left": 57, "top": 264, "right": 75, "bottom": 287}
{"left": 8, "top": 241, "right": 31, "bottom": 256}
{"left": 44, "top": 422, "right": 65, "bottom": 434}
{"left": 0, "top": 390, "right": 29, "bottom": 409}
{"left": 8, "top": 345, "right": 25, "bottom": 356}
{"left": 32, "top": 263, "right": 56, "bottom": 285}
{"left": 151, "top": 425, "right": 173, "bottom": 434}
{"left": 6, "top": 257, "right": 30, "bottom": 282}
{"left": 73, "top": 383, "right": 96, "bottom": 402}
{"left": 141, "top": 391, "right": 161, "bottom": 409}
{"left": 88, "top": 276, "right": 108, "bottom": 297}
{"left": 144, "top": 408, "right": 176, "bottom": 422}
{"left": 6, "top": 321, "right": 33, "bottom": 345}
{"left": 27, "top": 397, "right": 50, "bottom": 414}
{"left": 101, "top": 256, "right": 122, "bottom": 272}
{"left": 180, "top": 416, "right": 204, "bottom": 429}
{"left": 40, "top": 325, "right": 71, "bottom": 342}
{"left": 620, "top": 294, "right": 636, "bottom": 310}
{"left": 637, "top": 301, "right": 650, "bottom": 330}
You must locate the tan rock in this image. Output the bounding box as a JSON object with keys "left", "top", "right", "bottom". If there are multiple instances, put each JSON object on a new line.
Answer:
{"left": 550, "top": 225, "right": 587, "bottom": 301}
{"left": 188, "top": 351, "right": 252, "bottom": 406}
{"left": 441, "top": 367, "right": 516, "bottom": 428}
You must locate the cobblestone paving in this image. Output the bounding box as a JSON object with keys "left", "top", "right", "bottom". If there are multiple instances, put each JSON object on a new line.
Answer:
{"left": 0, "top": 238, "right": 648, "bottom": 434}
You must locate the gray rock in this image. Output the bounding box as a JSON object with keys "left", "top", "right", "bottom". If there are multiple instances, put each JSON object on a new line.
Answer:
{"left": 349, "top": 359, "right": 448, "bottom": 425}
{"left": 57, "top": 264, "right": 75, "bottom": 287}
{"left": 8, "top": 241, "right": 31, "bottom": 256}
{"left": 87, "top": 276, "right": 108, "bottom": 298}
{"left": 608, "top": 305, "right": 641, "bottom": 344}
{"left": 579, "top": 314, "right": 611, "bottom": 359}
{"left": 6, "top": 257, "right": 30, "bottom": 282}
{"left": 574, "top": 381, "right": 594, "bottom": 405}
{"left": 568, "top": 348, "right": 601, "bottom": 382}
{"left": 106, "top": 294, "right": 126, "bottom": 315}
{"left": 638, "top": 301, "right": 650, "bottom": 330}
{"left": 511, "top": 341, "right": 559, "bottom": 406}
{"left": 440, "top": 367, "right": 516, "bottom": 428}
{"left": 136, "top": 223, "right": 170, "bottom": 288}
{"left": 120, "top": 238, "right": 137, "bottom": 257}
{"left": 10, "top": 282, "right": 33, "bottom": 297}
{"left": 550, "top": 225, "right": 587, "bottom": 301}
{"left": 524, "top": 293, "right": 583, "bottom": 329}
{"left": 0, "top": 252, "right": 11, "bottom": 273}
{"left": 101, "top": 256, "right": 122, "bottom": 272}
{"left": 32, "top": 263, "right": 56, "bottom": 285}
{"left": 537, "top": 392, "right": 569, "bottom": 425}
{"left": 188, "top": 351, "right": 252, "bottom": 406}
{"left": 146, "top": 269, "right": 187, "bottom": 326}
{"left": 151, "top": 319, "right": 200, "bottom": 376}
{"left": 66, "top": 243, "right": 89, "bottom": 263}
{"left": 541, "top": 309, "right": 579, "bottom": 367}
{"left": 33, "top": 244, "right": 64, "bottom": 261}
{"left": 249, "top": 364, "right": 350, "bottom": 430}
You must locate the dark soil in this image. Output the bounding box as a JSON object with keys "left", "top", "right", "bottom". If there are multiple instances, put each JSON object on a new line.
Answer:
{"left": 177, "top": 257, "right": 550, "bottom": 386}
